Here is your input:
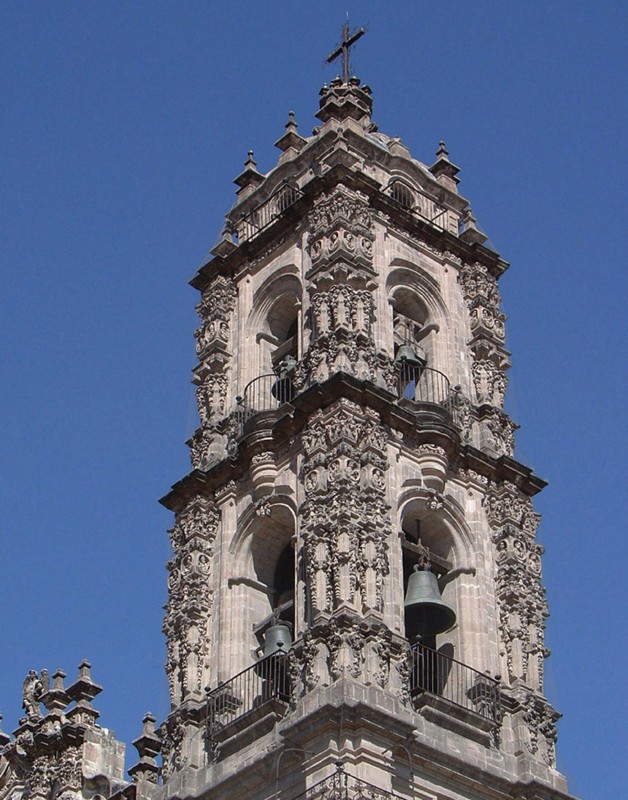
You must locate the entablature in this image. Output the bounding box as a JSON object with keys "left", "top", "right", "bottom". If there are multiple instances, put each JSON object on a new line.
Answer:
{"left": 160, "top": 372, "right": 545, "bottom": 512}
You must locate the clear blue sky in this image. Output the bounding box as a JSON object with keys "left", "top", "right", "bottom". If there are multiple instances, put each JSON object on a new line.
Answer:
{"left": 1, "top": 3, "right": 625, "bottom": 798}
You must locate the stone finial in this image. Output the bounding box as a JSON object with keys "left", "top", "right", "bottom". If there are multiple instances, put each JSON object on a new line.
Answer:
{"left": 275, "top": 110, "right": 307, "bottom": 154}
{"left": 65, "top": 660, "right": 102, "bottom": 727}
{"left": 429, "top": 140, "right": 460, "bottom": 188}
{"left": 128, "top": 712, "right": 161, "bottom": 784}
{"left": 244, "top": 150, "right": 257, "bottom": 170}
{"left": 234, "top": 149, "right": 264, "bottom": 195}
{"left": 459, "top": 206, "right": 488, "bottom": 245}
{"left": 41, "top": 668, "right": 70, "bottom": 714}
{"left": 210, "top": 219, "right": 237, "bottom": 257}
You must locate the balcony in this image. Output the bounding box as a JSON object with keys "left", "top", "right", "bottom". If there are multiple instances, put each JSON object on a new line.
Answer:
{"left": 205, "top": 644, "right": 500, "bottom": 757}
{"left": 234, "top": 183, "right": 303, "bottom": 244}
{"left": 396, "top": 363, "right": 451, "bottom": 406}
{"left": 228, "top": 364, "right": 466, "bottom": 452}
{"left": 410, "top": 643, "right": 501, "bottom": 735}
{"left": 295, "top": 768, "right": 395, "bottom": 800}
{"left": 206, "top": 653, "right": 290, "bottom": 745}
{"left": 234, "top": 373, "right": 295, "bottom": 438}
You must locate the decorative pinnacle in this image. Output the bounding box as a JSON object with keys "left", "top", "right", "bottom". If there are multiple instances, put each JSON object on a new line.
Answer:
{"left": 436, "top": 140, "right": 450, "bottom": 159}
{"left": 326, "top": 19, "right": 366, "bottom": 84}
{"left": 285, "top": 110, "right": 298, "bottom": 131}
{"left": 244, "top": 150, "right": 257, "bottom": 169}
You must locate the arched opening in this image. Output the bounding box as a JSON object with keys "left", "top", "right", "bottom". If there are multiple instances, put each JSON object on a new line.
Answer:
{"left": 389, "top": 180, "right": 415, "bottom": 210}
{"left": 248, "top": 507, "right": 297, "bottom": 655}
{"left": 392, "top": 287, "right": 430, "bottom": 361}
{"left": 270, "top": 313, "right": 298, "bottom": 372}
{"left": 390, "top": 287, "right": 441, "bottom": 402}
{"left": 400, "top": 507, "right": 459, "bottom": 700}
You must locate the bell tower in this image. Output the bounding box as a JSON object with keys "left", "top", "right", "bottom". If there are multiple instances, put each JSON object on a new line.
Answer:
{"left": 156, "top": 41, "right": 577, "bottom": 800}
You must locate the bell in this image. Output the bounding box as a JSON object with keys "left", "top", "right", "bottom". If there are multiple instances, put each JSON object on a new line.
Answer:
{"left": 404, "top": 565, "right": 456, "bottom": 640}
{"left": 395, "top": 345, "right": 426, "bottom": 369}
{"left": 261, "top": 623, "right": 292, "bottom": 658}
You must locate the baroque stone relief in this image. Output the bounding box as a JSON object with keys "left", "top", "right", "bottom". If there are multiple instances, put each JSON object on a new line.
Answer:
{"left": 308, "top": 185, "right": 375, "bottom": 273}
{"left": 164, "top": 497, "right": 220, "bottom": 704}
{"left": 194, "top": 276, "right": 237, "bottom": 359}
{"left": 293, "top": 400, "right": 412, "bottom": 700}
{"left": 484, "top": 482, "right": 558, "bottom": 766}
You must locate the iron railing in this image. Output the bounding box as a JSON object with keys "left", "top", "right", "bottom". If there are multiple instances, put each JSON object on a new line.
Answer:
{"left": 235, "top": 184, "right": 303, "bottom": 243}
{"left": 206, "top": 652, "right": 290, "bottom": 738}
{"left": 294, "top": 768, "right": 398, "bottom": 800}
{"left": 388, "top": 187, "right": 452, "bottom": 234}
{"left": 410, "top": 643, "right": 500, "bottom": 725}
{"left": 235, "top": 373, "right": 295, "bottom": 433}
{"left": 396, "top": 364, "right": 451, "bottom": 407}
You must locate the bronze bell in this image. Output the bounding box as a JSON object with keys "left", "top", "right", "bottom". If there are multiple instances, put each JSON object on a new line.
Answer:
{"left": 395, "top": 345, "right": 426, "bottom": 369}
{"left": 404, "top": 565, "right": 456, "bottom": 640}
{"left": 261, "top": 623, "right": 292, "bottom": 658}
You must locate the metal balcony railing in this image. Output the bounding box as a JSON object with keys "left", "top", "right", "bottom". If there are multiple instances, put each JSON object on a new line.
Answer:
{"left": 235, "top": 373, "right": 295, "bottom": 433}
{"left": 294, "top": 768, "right": 397, "bottom": 800}
{"left": 410, "top": 643, "right": 500, "bottom": 725}
{"left": 396, "top": 363, "right": 451, "bottom": 407}
{"left": 388, "top": 186, "right": 452, "bottom": 234}
{"left": 206, "top": 652, "right": 290, "bottom": 738}
{"left": 234, "top": 184, "right": 303, "bottom": 243}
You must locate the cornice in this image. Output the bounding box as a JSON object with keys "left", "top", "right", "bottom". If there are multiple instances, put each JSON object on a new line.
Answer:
{"left": 160, "top": 373, "right": 544, "bottom": 511}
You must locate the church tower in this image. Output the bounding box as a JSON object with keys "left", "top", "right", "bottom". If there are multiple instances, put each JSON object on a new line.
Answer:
{"left": 154, "top": 33, "right": 577, "bottom": 800}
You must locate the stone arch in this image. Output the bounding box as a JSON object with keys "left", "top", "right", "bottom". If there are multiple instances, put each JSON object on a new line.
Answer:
{"left": 230, "top": 497, "right": 297, "bottom": 656}
{"left": 249, "top": 269, "right": 302, "bottom": 376}
{"left": 385, "top": 262, "right": 449, "bottom": 371}
{"left": 397, "top": 485, "right": 477, "bottom": 660}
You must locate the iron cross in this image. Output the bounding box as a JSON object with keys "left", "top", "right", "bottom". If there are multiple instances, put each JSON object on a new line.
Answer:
{"left": 326, "top": 21, "right": 366, "bottom": 84}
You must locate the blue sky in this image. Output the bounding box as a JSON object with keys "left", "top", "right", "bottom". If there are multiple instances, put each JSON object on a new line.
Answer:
{"left": 1, "top": 3, "right": 626, "bottom": 798}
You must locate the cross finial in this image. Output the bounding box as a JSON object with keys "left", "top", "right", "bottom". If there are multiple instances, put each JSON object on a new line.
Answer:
{"left": 326, "top": 19, "right": 365, "bottom": 84}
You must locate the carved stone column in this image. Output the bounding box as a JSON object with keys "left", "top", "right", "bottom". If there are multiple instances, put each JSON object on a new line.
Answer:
{"left": 291, "top": 399, "right": 408, "bottom": 701}
{"left": 163, "top": 496, "right": 219, "bottom": 706}
{"left": 189, "top": 276, "right": 237, "bottom": 469}
{"left": 459, "top": 261, "right": 515, "bottom": 455}
{"left": 300, "top": 186, "right": 388, "bottom": 387}
{"left": 484, "top": 481, "right": 560, "bottom": 767}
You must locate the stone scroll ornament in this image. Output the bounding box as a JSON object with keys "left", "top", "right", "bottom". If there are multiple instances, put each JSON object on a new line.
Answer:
{"left": 163, "top": 497, "right": 220, "bottom": 706}
{"left": 484, "top": 481, "right": 560, "bottom": 767}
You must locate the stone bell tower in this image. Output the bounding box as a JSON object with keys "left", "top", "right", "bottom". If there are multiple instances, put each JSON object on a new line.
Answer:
{"left": 154, "top": 37, "right": 577, "bottom": 800}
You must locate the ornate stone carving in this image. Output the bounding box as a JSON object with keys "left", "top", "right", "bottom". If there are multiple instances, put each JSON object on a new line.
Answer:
{"left": 301, "top": 402, "right": 391, "bottom": 617}
{"left": 459, "top": 262, "right": 501, "bottom": 313}
{"left": 485, "top": 484, "right": 548, "bottom": 691}
{"left": 164, "top": 497, "right": 220, "bottom": 704}
{"left": 158, "top": 713, "right": 187, "bottom": 779}
{"left": 521, "top": 692, "right": 561, "bottom": 768}
{"left": 21, "top": 672, "right": 48, "bottom": 720}
{"left": 484, "top": 408, "right": 518, "bottom": 457}
{"left": 308, "top": 185, "right": 374, "bottom": 272}
{"left": 194, "top": 276, "right": 237, "bottom": 359}
{"left": 195, "top": 373, "right": 229, "bottom": 426}
{"left": 472, "top": 359, "right": 508, "bottom": 407}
